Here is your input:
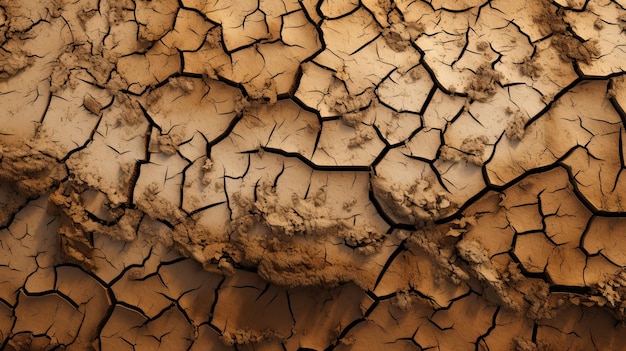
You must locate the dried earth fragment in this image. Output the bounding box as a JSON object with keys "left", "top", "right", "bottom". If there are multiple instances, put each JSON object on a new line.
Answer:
{"left": 1, "top": 0, "right": 626, "bottom": 350}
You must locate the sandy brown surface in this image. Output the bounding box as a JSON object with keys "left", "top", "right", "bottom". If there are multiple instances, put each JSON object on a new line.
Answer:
{"left": 1, "top": 0, "right": 626, "bottom": 350}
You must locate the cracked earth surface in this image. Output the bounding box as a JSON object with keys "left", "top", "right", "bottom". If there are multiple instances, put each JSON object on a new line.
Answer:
{"left": 1, "top": 0, "right": 626, "bottom": 350}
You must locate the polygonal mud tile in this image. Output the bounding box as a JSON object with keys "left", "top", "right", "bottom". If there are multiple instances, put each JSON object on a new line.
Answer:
{"left": 376, "top": 65, "right": 433, "bottom": 114}
{"left": 13, "top": 291, "right": 84, "bottom": 347}
{"left": 334, "top": 296, "right": 430, "bottom": 351}
{"left": 583, "top": 217, "right": 626, "bottom": 266}
{"left": 546, "top": 246, "right": 587, "bottom": 287}
{"left": 514, "top": 232, "right": 554, "bottom": 274}
{"left": 312, "top": 119, "right": 385, "bottom": 166}
{"left": 414, "top": 293, "right": 498, "bottom": 351}
{"left": 212, "top": 271, "right": 294, "bottom": 345}
{"left": 319, "top": 0, "right": 360, "bottom": 18}
{"left": 286, "top": 283, "right": 374, "bottom": 350}
{"left": 55, "top": 264, "right": 111, "bottom": 350}
{"left": 100, "top": 303, "right": 194, "bottom": 351}
{"left": 157, "top": 258, "right": 223, "bottom": 325}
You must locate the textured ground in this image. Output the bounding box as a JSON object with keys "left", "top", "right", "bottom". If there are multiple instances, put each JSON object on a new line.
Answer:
{"left": 1, "top": 0, "right": 626, "bottom": 350}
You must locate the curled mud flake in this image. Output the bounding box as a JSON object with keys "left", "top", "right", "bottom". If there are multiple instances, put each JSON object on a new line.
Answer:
{"left": 83, "top": 94, "right": 103, "bottom": 115}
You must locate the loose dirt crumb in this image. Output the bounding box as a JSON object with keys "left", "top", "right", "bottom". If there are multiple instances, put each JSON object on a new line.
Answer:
{"left": 228, "top": 181, "right": 384, "bottom": 287}
{"left": 219, "top": 328, "right": 286, "bottom": 346}
{"left": 372, "top": 175, "right": 455, "bottom": 222}
{"left": 593, "top": 270, "right": 626, "bottom": 314}
{"left": 149, "top": 131, "right": 183, "bottom": 156}
{"left": 513, "top": 337, "right": 539, "bottom": 351}
{"left": 342, "top": 111, "right": 365, "bottom": 127}
{"left": 246, "top": 78, "right": 277, "bottom": 104}
{"left": 348, "top": 127, "right": 375, "bottom": 147}
{"left": 505, "top": 109, "right": 528, "bottom": 141}
{"left": 5, "top": 332, "right": 60, "bottom": 351}
{"left": 325, "top": 87, "right": 374, "bottom": 115}
{"left": 49, "top": 181, "right": 143, "bottom": 269}
{"left": 525, "top": 281, "right": 561, "bottom": 320}
{"left": 168, "top": 76, "right": 196, "bottom": 93}
{"left": 594, "top": 17, "right": 605, "bottom": 29}
{"left": 382, "top": 29, "right": 409, "bottom": 52}
{"left": 534, "top": 0, "right": 568, "bottom": 35}
{"left": 392, "top": 290, "right": 413, "bottom": 311}
{"left": 0, "top": 142, "right": 66, "bottom": 198}
{"left": 551, "top": 34, "right": 600, "bottom": 64}
{"left": 440, "top": 135, "right": 489, "bottom": 166}
{"left": 466, "top": 64, "right": 503, "bottom": 102}
{"left": 0, "top": 40, "right": 33, "bottom": 80}
{"left": 476, "top": 41, "right": 489, "bottom": 52}
{"left": 519, "top": 58, "right": 544, "bottom": 79}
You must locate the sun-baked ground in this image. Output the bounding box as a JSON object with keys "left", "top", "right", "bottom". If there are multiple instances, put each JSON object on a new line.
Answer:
{"left": 1, "top": 0, "right": 626, "bottom": 350}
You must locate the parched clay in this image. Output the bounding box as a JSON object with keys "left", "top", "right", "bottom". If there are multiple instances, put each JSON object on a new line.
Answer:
{"left": 1, "top": 0, "right": 626, "bottom": 349}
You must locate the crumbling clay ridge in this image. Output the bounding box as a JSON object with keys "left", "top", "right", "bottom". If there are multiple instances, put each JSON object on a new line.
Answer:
{"left": 1, "top": 0, "right": 626, "bottom": 350}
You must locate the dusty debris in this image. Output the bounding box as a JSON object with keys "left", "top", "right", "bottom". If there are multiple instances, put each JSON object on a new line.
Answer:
{"left": 533, "top": 0, "right": 568, "bottom": 35}
{"left": 440, "top": 135, "right": 490, "bottom": 166}
{"left": 372, "top": 175, "right": 456, "bottom": 222}
{"left": 466, "top": 64, "right": 503, "bottom": 102}
{"left": 551, "top": 34, "right": 600, "bottom": 64}
{"left": 0, "top": 142, "right": 66, "bottom": 198}
{"left": 0, "top": 41, "right": 33, "bottom": 80}
{"left": 519, "top": 58, "right": 544, "bottom": 79}
{"left": 505, "top": 108, "right": 528, "bottom": 141}
{"left": 1, "top": 0, "right": 626, "bottom": 350}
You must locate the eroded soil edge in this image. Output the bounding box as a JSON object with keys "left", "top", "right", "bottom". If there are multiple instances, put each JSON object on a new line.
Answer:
{"left": 1, "top": 0, "right": 626, "bottom": 350}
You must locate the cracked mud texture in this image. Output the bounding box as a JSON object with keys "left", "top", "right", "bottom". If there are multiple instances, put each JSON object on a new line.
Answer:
{"left": 1, "top": 0, "right": 626, "bottom": 350}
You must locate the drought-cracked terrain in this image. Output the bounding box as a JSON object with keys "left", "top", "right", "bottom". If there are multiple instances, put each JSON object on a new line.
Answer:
{"left": 1, "top": 0, "right": 626, "bottom": 350}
